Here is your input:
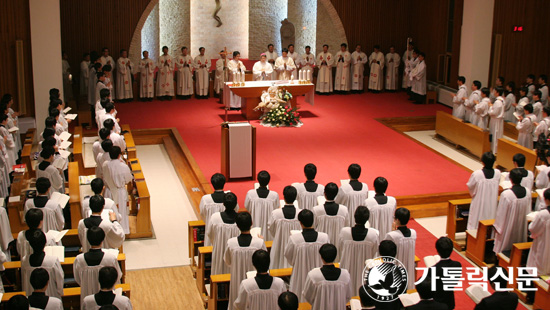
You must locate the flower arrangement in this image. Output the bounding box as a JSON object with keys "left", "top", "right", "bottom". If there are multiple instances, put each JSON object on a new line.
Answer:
{"left": 278, "top": 88, "right": 293, "bottom": 102}
{"left": 261, "top": 105, "right": 301, "bottom": 127}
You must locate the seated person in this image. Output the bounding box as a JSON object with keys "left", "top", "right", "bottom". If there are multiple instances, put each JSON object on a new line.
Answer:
{"left": 359, "top": 285, "right": 377, "bottom": 310}
{"left": 17, "top": 209, "right": 57, "bottom": 259}
{"left": 244, "top": 170, "right": 279, "bottom": 241}
{"left": 406, "top": 278, "right": 448, "bottom": 310}
{"left": 293, "top": 163, "right": 325, "bottom": 211}
{"left": 335, "top": 163, "right": 369, "bottom": 226}
{"left": 81, "top": 266, "right": 133, "bottom": 310}
{"left": 384, "top": 208, "right": 416, "bottom": 290}
{"left": 28, "top": 268, "right": 64, "bottom": 310}
{"left": 430, "top": 237, "right": 462, "bottom": 310}
{"left": 77, "top": 195, "right": 125, "bottom": 252}
{"left": 474, "top": 266, "right": 518, "bottom": 310}
{"left": 24, "top": 177, "right": 64, "bottom": 232}
{"left": 278, "top": 291, "right": 299, "bottom": 310}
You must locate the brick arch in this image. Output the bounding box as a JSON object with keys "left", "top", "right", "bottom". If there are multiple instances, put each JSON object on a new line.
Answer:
{"left": 128, "top": 0, "right": 160, "bottom": 66}
{"left": 319, "top": 0, "right": 347, "bottom": 44}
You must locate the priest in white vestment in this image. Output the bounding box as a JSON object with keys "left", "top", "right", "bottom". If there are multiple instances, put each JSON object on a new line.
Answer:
{"left": 224, "top": 212, "right": 267, "bottom": 308}
{"left": 77, "top": 195, "right": 125, "bottom": 253}
{"left": 292, "top": 163, "right": 324, "bottom": 211}
{"left": 103, "top": 147, "right": 133, "bottom": 234}
{"left": 156, "top": 46, "right": 174, "bottom": 100}
{"left": 252, "top": 54, "right": 274, "bottom": 81}
{"left": 214, "top": 51, "right": 229, "bottom": 96}
{"left": 194, "top": 47, "right": 211, "bottom": 98}
{"left": 299, "top": 46, "right": 315, "bottom": 79}
{"left": 466, "top": 152, "right": 500, "bottom": 231}
{"left": 287, "top": 44, "right": 299, "bottom": 79}
{"left": 493, "top": 169, "right": 531, "bottom": 254}
{"left": 285, "top": 209, "right": 330, "bottom": 302}
{"left": 81, "top": 266, "right": 133, "bottom": 310}
{"left": 245, "top": 171, "right": 279, "bottom": 241}
{"left": 303, "top": 244, "right": 352, "bottom": 310}
{"left": 0, "top": 204, "right": 13, "bottom": 260}
{"left": 335, "top": 164, "right": 369, "bottom": 226}
{"left": 27, "top": 268, "right": 64, "bottom": 310}
{"left": 451, "top": 76, "right": 468, "bottom": 120}
{"left": 526, "top": 188, "right": 550, "bottom": 276}
{"left": 24, "top": 178, "right": 64, "bottom": 232}
{"left": 409, "top": 52, "right": 427, "bottom": 104}
{"left": 368, "top": 45, "right": 385, "bottom": 92}
{"left": 402, "top": 42, "right": 415, "bottom": 89}
{"left": 268, "top": 186, "right": 302, "bottom": 269}
{"left": 80, "top": 53, "right": 91, "bottom": 96}
{"left": 334, "top": 43, "right": 351, "bottom": 92}
{"left": 516, "top": 104, "right": 536, "bottom": 149}
{"left": 175, "top": 47, "right": 194, "bottom": 99}
{"left": 316, "top": 45, "right": 334, "bottom": 94}
{"left": 488, "top": 88, "right": 505, "bottom": 153}
{"left": 313, "top": 183, "right": 348, "bottom": 260}
{"left": 99, "top": 48, "right": 115, "bottom": 72}
{"left": 464, "top": 81, "right": 482, "bottom": 123}
{"left": 275, "top": 48, "right": 296, "bottom": 81}
{"left": 227, "top": 51, "right": 247, "bottom": 109}
{"left": 338, "top": 206, "right": 379, "bottom": 295}
{"left": 265, "top": 44, "right": 278, "bottom": 80}
{"left": 207, "top": 192, "right": 240, "bottom": 275}
{"left": 364, "top": 177, "right": 396, "bottom": 241}
{"left": 234, "top": 249, "right": 286, "bottom": 310}
{"left": 384, "top": 208, "right": 417, "bottom": 290}
{"left": 116, "top": 50, "right": 133, "bottom": 101}
{"left": 139, "top": 51, "right": 155, "bottom": 101}
{"left": 385, "top": 46, "right": 400, "bottom": 91}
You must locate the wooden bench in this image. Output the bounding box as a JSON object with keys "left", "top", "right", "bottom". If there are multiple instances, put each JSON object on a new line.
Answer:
{"left": 68, "top": 161, "right": 83, "bottom": 228}
{"left": 465, "top": 219, "right": 495, "bottom": 267}
{"left": 497, "top": 242, "right": 532, "bottom": 303}
{"left": 435, "top": 111, "right": 491, "bottom": 158}
{"left": 128, "top": 172, "right": 152, "bottom": 239}
{"left": 534, "top": 279, "right": 550, "bottom": 310}
{"left": 188, "top": 220, "right": 206, "bottom": 274}
{"left": 495, "top": 138, "right": 537, "bottom": 172}
{"left": 446, "top": 198, "right": 471, "bottom": 251}
{"left": 121, "top": 124, "right": 137, "bottom": 159}
{"left": 503, "top": 121, "right": 519, "bottom": 141}
{"left": 7, "top": 172, "right": 30, "bottom": 233}
{"left": 72, "top": 126, "right": 95, "bottom": 176}
{"left": 20, "top": 128, "right": 36, "bottom": 179}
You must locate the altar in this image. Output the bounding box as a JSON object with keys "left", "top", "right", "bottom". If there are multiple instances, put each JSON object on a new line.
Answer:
{"left": 224, "top": 81, "right": 315, "bottom": 120}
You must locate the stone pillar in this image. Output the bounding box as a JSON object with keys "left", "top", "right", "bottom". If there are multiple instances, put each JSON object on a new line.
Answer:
{"left": 142, "top": 3, "right": 160, "bottom": 62}
{"left": 160, "top": 0, "right": 190, "bottom": 55}
{"left": 249, "top": 0, "right": 288, "bottom": 60}
{"left": 287, "top": 0, "right": 317, "bottom": 54}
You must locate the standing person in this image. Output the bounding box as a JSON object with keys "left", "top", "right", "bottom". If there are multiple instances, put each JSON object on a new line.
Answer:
{"left": 293, "top": 163, "right": 325, "bottom": 211}
{"left": 88, "top": 62, "right": 102, "bottom": 113}
{"left": 156, "top": 46, "right": 174, "bottom": 101}
{"left": 81, "top": 267, "right": 133, "bottom": 310}
{"left": 80, "top": 53, "right": 91, "bottom": 97}
{"left": 350, "top": 45, "right": 368, "bottom": 93}
{"left": 299, "top": 45, "right": 315, "bottom": 79}
{"left": 526, "top": 74, "right": 536, "bottom": 102}
{"left": 406, "top": 50, "right": 419, "bottom": 99}
{"left": 176, "top": 47, "right": 194, "bottom": 100}
{"left": 265, "top": 44, "right": 278, "bottom": 80}
{"left": 464, "top": 80, "right": 482, "bottom": 123}
{"left": 503, "top": 82, "right": 516, "bottom": 123}
{"left": 102, "top": 65, "right": 115, "bottom": 102}
{"left": 335, "top": 163, "right": 369, "bottom": 226}
{"left": 526, "top": 188, "right": 550, "bottom": 283}
{"left": 61, "top": 51, "right": 72, "bottom": 103}
{"left": 384, "top": 208, "right": 417, "bottom": 290}
{"left": 313, "top": 183, "right": 349, "bottom": 259}
{"left": 116, "top": 49, "right": 133, "bottom": 102}
{"left": 244, "top": 170, "right": 279, "bottom": 241}
{"left": 539, "top": 74, "right": 548, "bottom": 106}
{"left": 429, "top": 238, "right": 463, "bottom": 310}
{"left": 534, "top": 107, "right": 550, "bottom": 148}
{"left": 103, "top": 147, "right": 133, "bottom": 234}
{"left": 316, "top": 44, "right": 334, "bottom": 94}
{"left": 287, "top": 44, "right": 299, "bottom": 79}
{"left": 368, "top": 45, "right": 385, "bottom": 92}
{"left": 467, "top": 152, "right": 500, "bottom": 231}
{"left": 214, "top": 50, "right": 228, "bottom": 98}
{"left": 402, "top": 42, "right": 415, "bottom": 91}
{"left": 194, "top": 47, "right": 211, "bottom": 99}
{"left": 207, "top": 193, "right": 240, "bottom": 275}
{"left": 28, "top": 268, "right": 64, "bottom": 310}
{"left": 451, "top": 76, "right": 467, "bottom": 120}
{"left": 252, "top": 54, "right": 274, "bottom": 81}
{"left": 409, "top": 52, "right": 426, "bottom": 104}
{"left": 227, "top": 51, "right": 246, "bottom": 109}
{"left": 364, "top": 176, "right": 396, "bottom": 241}
{"left": 516, "top": 104, "right": 536, "bottom": 149}
{"left": 472, "top": 87, "right": 490, "bottom": 129}
{"left": 488, "top": 87, "right": 505, "bottom": 153}
{"left": 334, "top": 43, "right": 351, "bottom": 93}
{"left": 199, "top": 173, "right": 234, "bottom": 246}
{"left": 139, "top": 51, "right": 155, "bottom": 101}
{"left": 99, "top": 48, "right": 115, "bottom": 99}
{"left": 513, "top": 86, "right": 530, "bottom": 117}
{"left": 533, "top": 90, "right": 544, "bottom": 122}
{"left": 385, "top": 46, "right": 400, "bottom": 91}
{"left": 274, "top": 48, "right": 296, "bottom": 80}
{"left": 490, "top": 76, "right": 505, "bottom": 103}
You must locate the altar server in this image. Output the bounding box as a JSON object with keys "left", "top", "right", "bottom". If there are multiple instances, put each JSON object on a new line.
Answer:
{"left": 245, "top": 170, "right": 279, "bottom": 241}
{"left": 472, "top": 87, "right": 490, "bottom": 129}
{"left": 227, "top": 51, "right": 246, "bottom": 109}
{"left": 313, "top": 183, "right": 348, "bottom": 257}
{"left": 175, "top": 47, "right": 194, "bottom": 99}
{"left": 28, "top": 268, "right": 63, "bottom": 310}
{"left": 116, "top": 49, "right": 133, "bottom": 102}
{"left": 287, "top": 44, "right": 299, "bottom": 79}
{"left": 292, "top": 163, "right": 325, "bottom": 211}
{"left": 364, "top": 176, "right": 396, "bottom": 240}
{"left": 385, "top": 46, "right": 400, "bottom": 91}
{"left": 539, "top": 75, "right": 548, "bottom": 106}
{"left": 103, "top": 119, "right": 125, "bottom": 152}
{"left": 156, "top": 46, "right": 174, "bottom": 100}
{"left": 96, "top": 139, "right": 113, "bottom": 180}
{"left": 513, "top": 87, "right": 530, "bottom": 118}
{"left": 268, "top": 185, "right": 302, "bottom": 269}
{"left": 99, "top": 48, "right": 115, "bottom": 72}
{"left": 490, "top": 76, "right": 505, "bottom": 103}
{"left": 77, "top": 195, "right": 125, "bottom": 253}
{"left": 303, "top": 244, "right": 352, "bottom": 310}
{"left": 200, "top": 173, "right": 236, "bottom": 246}
{"left": 265, "top": 44, "right": 278, "bottom": 80}
{"left": 74, "top": 226, "right": 121, "bottom": 303}
{"left": 488, "top": 87, "right": 505, "bottom": 153}
{"left": 275, "top": 48, "right": 296, "bottom": 81}
{"left": 402, "top": 42, "right": 415, "bottom": 90}
{"left": 516, "top": 104, "right": 536, "bottom": 149}
{"left": 451, "top": 76, "right": 467, "bottom": 120}
{"left": 534, "top": 107, "right": 550, "bottom": 148}
{"left": 278, "top": 292, "right": 299, "bottom": 310}
{"left": 339, "top": 206, "right": 379, "bottom": 295}
{"left": 194, "top": 47, "right": 211, "bottom": 99}
{"left": 316, "top": 44, "right": 334, "bottom": 94}
{"left": 88, "top": 62, "right": 102, "bottom": 112}
{"left": 299, "top": 46, "right": 315, "bottom": 78}
{"left": 234, "top": 249, "right": 286, "bottom": 310}
{"left": 0, "top": 114, "right": 16, "bottom": 168}
{"left": 81, "top": 178, "right": 121, "bottom": 220}
{"left": 532, "top": 90, "right": 544, "bottom": 123}
{"left": 0, "top": 203, "right": 13, "bottom": 259}
{"left": 139, "top": 51, "right": 155, "bottom": 101}
{"left": 36, "top": 147, "right": 64, "bottom": 194}
{"left": 22, "top": 230, "right": 64, "bottom": 298}
{"left": 509, "top": 153, "right": 534, "bottom": 192}
{"left": 466, "top": 152, "right": 500, "bottom": 231}
{"left": 285, "top": 209, "right": 330, "bottom": 302}
{"left": 334, "top": 43, "right": 351, "bottom": 92}
{"left": 526, "top": 188, "right": 550, "bottom": 277}
{"left": 214, "top": 50, "right": 229, "bottom": 97}
{"left": 253, "top": 54, "right": 274, "bottom": 81}
{"left": 503, "top": 82, "right": 516, "bottom": 123}
{"left": 409, "top": 52, "right": 426, "bottom": 104}
{"left": 81, "top": 267, "right": 133, "bottom": 310}
{"left": 526, "top": 74, "right": 536, "bottom": 102}
{"left": 102, "top": 103, "right": 121, "bottom": 134}
{"left": 368, "top": 45, "right": 385, "bottom": 92}
{"left": 335, "top": 163, "right": 369, "bottom": 226}
{"left": 207, "top": 192, "right": 240, "bottom": 275}
{"left": 224, "top": 212, "right": 267, "bottom": 308}
{"left": 17, "top": 209, "right": 58, "bottom": 259}
{"left": 95, "top": 72, "right": 108, "bottom": 109}
{"left": 24, "top": 177, "right": 64, "bottom": 232}
{"left": 102, "top": 65, "right": 115, "bottom": 100}
{"left": 384, "top": 208, "right": 416, "bottom": 289}
{"left": 80, "top": 53, "right": 91, "bottom": 96}
{"left": 103, "top": 146, "right": 133, "bottom": 234}
{"left": 493, "top": 168, "right": 531, "bottom": 254}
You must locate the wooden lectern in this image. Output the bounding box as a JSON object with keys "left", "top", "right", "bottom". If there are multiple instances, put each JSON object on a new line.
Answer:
{"left": 221, "top": 122, "right": 256, "bottom": 180}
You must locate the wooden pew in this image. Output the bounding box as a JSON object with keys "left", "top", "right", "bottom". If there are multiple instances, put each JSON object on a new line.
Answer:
{"left": 465, "top": 219, "right": 495, "bottom": 267}
{"left": 20, "top": 128, "right": 36, "bottom": 179}
{"left": 503, "top": 121, "right": 519, "bottom": 141}
{"left": 7, "top": 172, "right": 29, "bottom": 234}
{"left": 497, "top": 242, "right": 532, "bottom": 303}
{"left": 534, "top": 279, "right": 550, "bottom": 310}
{"left": 495, "top": 138, "right": 537, "bottom": 172}
{"left": 446, "top": 198, "right": 471, "bottom": 251}
{"left": 72, "top": 126, "right": 95, "bottom": 176}
{"left": 121, "top": 124, "right": 137, "bottom": 159}
{"left": 435, "top": 111, "right": 491, "bottom": 158}
{"left": 129, "top": 175, "right": 152, "bottom": 239}
{"left": 68, "top": 161, "right": 83, "bottom": 228}
{"left": 188, "top": 220, "right": 205, "bottom": 274}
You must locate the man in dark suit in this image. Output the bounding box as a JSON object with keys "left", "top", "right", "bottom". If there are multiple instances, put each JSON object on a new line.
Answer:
{"left": 431, "top": 237, "right": 462, "bottom": 309}
{"left": 475, "top": 266, "right": 518, "bottom": 310}
{"left": 406, "top": 279, "right": 448, "bottom": 310}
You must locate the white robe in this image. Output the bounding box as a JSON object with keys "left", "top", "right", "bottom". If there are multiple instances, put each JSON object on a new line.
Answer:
{"left": 313, "top": 204, "right": 348, "bottom": 258}
{"left": 534, "top": 101, "right": 543, "bottom": 122}
{"left": 335, "top": 182, "right": 369, "bottom": 226}
{"left": 252, "top": 61, "right": 273, "bottom": 81}
{"left": 224, "top": 236, "right": 266, "bottom": 308}
{"left": 464, "top": 90, "right": 481, "bottom": 123}
{"left": 303, "top": 267, "right": 352, "bottom": 310}
{"left": 36, "top": 163, "right": 64, "bottom": 194}
{"left": 81, "top": 60, "right": 90, "bottom": 95}
{"left": 287, "top": 51, "right": 299, "bottom": 78}
{"left": 88, "top": 67, "right": 97, "bottom": 105}
{"left": 103, "top": 158, "right": 133, "bottom": 234}
{"left": 489, "top": 96, "right": 505, "bottom": 153}
{"left": 527, "top": 84, "right": 536, "bottom": 102}
{"left": 22, "top": 254, "right": 64, "bottom": 298}
{"left": 234, "top": 276, "right": 286, "bottom": 310}
{"left": 452, "top": 85, "right": 468, "bottom": 120}
{"left": 504, "top": 93, "right": 516, "bottom": 123}
{"left": 95, "top": 152, "right": 111, "bottom": 180}
{"left": 299, "top": 53, "right": 315, "bottom": 74}
{"left": 17, "top": 230, "right": 58, "bottom": 259}
{"left": 116, "top": 57, "right": 133, "bottom": 100}
{"left": 466, "top": 169, "right": 501, "bottom": 231}
{"left": 0, "top": 206, "right": 14, "bottom": 259}
{"left": 338, "top": 227, "right": 379, "bottom": 295}
{"left": 207, "top": 212, "right": 240, "bottom": 275}
{"left": 473, "top": 98, "right": 490, "bottom": 130}
{"left": 516, "top": 96, "right": 529, "bottom": 117}
{"left": 227, "top": 60, "right": 246, "bottom": 108}
{"left": 493, "top": 189, "right": 531, "bottom": 254}
{"left": 368, "top": 52, "right": 385, "bottom": 91}
{"left": 384, "top": 229, "right": 417, "bottom": 290}
{"left": 214, "top": 57, "right": 229, "bottom": 94}
{"left": 536, "top": 166, "right": 550, "bottom": 190}
{"left": 30, "top": 295, "right": 63, "bottom": 310}
{"left": 81, "top": 196, "right": 121, "bottom": 222}
{"left": 292, "top": 182, "right": 325, "bottom": 211}
{"left": 268, "top": 207, "right": 302, "bottom": 269}
{"left": 194, "top": 55, "right": 211, "bottom": 96}
{"left": 384, "top": 52, "right": 400, "bottom": 90}
{"left": 534, "top": 117, "right": 550, "bottom": 143}
{"left": 0, "top": 251, "right": 5, "bottom": 293}
{"left": 526, "top": 209, "right": 550, "bottom": 276}
{"left": 62, "top": 59, "right": 72, "bottom": 102}
{"left": 100, "top": 56, "right": 115, "bottom": 70}
{"left": 316, "top": 52, "right": 334, "bottom": 93}
{"left": 0, "top": 126, "right": 16, "bottom": 169}
{"left": 175, "top": 55, "right": 194, "bottom": 96}
{"left": 7, "top": 109, "right": 21, "bottom": 152}
{"left": 364, "top": 196, "right": 397, "bottom": 241}
{"left": 402, "top": 50, "right": 414, "bottom": 88}
{"left": 77, "top": 217, "right": 125, "bottom": 253}
{"left": 540, "top": 85, "right": 549, "bottom": 106}
{"left": 139, "top": 58, "right": 155, "bottom": 98}
{"left": 156, "top": 55, "right": 174, "bottom": 96}
{"left": 409, "top": 60, "right": 426, "bottom": 96}
{"left": 284, "top": 231, "right": 330, "bottom": 302}
{"left": 264, "top": 51, "right": 278, "bottom": 80}
{"left": 199, "top": 193, "right": 238, "bottom": 246}
{"left": 350, "top": 51, "right": 367, "bottom": 91}
{"left": 516, "top": 114, "right": 536, "bottom": 149}
{"left": 74, "top": 250, "right": 122, "bottom": 303}
{"left": 334, "top": 51, "right": 351, "bottom": 91}
{"left": 244, "top": 189, "right": 279, "bottom": 241}
{"left": 24, "top": 198, "right": 64, "bottom": 232}
{"left": 82, "top": 293, "right": 133, "bottom": 310}
{"left": 274, "top": 56, "right": 296, "bottom": 80}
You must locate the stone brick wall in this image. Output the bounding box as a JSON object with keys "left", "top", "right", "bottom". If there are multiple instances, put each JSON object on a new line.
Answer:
{"left": 160, "top": 0, "right": 190, "bottom": 55}
{"left": 316, "top": 0, "right": 347, "bottom": 57}
{"left": 287, "top": 0, "right": 317, "bottom": 55}
{"left": 248, "top": 0, "right": 288, "bottom": 60}
{"left": 141, "top": 3, "right": 160, "bottom": 62}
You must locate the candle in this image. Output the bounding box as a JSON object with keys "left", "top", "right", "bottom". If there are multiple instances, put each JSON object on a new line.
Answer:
{"left": 299, "top": 70, "right": 303, "bottom": 81}
{"left": 234, "top": 72, "right": 239, "bottom": 83}
{"left": 241, "top": 71, "right": 245, "bottom": 83}
{"left": 308, "top": 70, "right": 312, "bottom": 82}
{"left": 291, "top": 74, "right": 294, "bottom": 81}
